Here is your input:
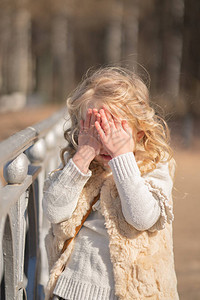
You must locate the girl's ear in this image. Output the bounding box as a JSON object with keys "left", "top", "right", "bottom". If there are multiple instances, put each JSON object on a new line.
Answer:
{"left": 137, "top": 131, "right": 145, "bottom": 141}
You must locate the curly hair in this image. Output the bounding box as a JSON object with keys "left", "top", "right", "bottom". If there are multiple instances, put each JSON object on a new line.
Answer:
{"left": 53, "top": 66, "right": 175, "bottom": 177}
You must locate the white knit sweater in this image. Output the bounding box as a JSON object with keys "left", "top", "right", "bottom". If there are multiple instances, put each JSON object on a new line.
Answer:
{"left": 42, "top": 152, "right": 173, "bottom": 300}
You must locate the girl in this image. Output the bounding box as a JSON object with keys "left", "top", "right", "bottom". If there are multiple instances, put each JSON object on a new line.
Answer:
{"left": 42, "top": 67, "right": 179, "bottom": 300}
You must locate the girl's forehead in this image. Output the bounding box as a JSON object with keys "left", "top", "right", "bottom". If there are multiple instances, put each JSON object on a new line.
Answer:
{"left": 82, "top": 101, "right": 104, "bottom": 116}
{"left": 85, "top": 100, "right": 104, "bottom": 110}
{"left": 81, "top": 99, "right": 129, "bottom": 120}
{"left": 79, "top": 98, "right": 137, "bottom": 126}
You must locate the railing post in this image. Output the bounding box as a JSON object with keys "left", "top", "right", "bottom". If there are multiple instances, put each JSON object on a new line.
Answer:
{"left": 2, "top": 216, "right": 15, "bottom": 299}
{"left": 10, "top": 190, "right": 29, "bottom": 299}
{"left": 26, "top": 182, "right": 40, "bottom": 300}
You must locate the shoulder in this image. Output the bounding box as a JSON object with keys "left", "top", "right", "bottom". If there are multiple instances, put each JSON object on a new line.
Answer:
{"left": 63, "top": 151, "right": 70, "bottom": 163}
{"left": 52, "top": 152, "right": 70, "bottom": 172}
{"left": 58, "top": 151, "right": 70, "bottom": 168}
{"left": 142, "top": 158, "right": 175, "bottom": 198}
{"left": 44, "top": 152, "right": 69, "bottom": 183}
{"left": 143, "top": 158, "right": 175, "bottom": 181}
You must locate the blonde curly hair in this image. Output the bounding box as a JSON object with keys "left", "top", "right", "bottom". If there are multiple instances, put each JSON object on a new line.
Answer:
{"left": 55, "top": 66, "right": 175, "bottom": 177}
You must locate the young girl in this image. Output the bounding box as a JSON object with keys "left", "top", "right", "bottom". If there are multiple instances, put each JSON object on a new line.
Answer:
{"left": 42, "top": 67, "right": 179, "bottom": 300}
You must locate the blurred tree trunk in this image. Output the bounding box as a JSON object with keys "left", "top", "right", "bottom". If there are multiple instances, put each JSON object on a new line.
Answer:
{"left": 7, "top": 3, "right": 31, "bottom": 94}
{"left": 32, "top": 18, "right": 53, "bottom": 104}
{"left": 51, "top": 14, "right": 75, "bottom": 102}
{"left": 180, "top": 0, "right": 200, "bottom": 116}
{"left": 122, "top": 0, "right": 139, "bottom": 70}
{"left": 137, "top": 1, "right": 163, "bottom": 95}
{"left": 0, "top": 0, "right": 30, "bottom": 95}
{"left": 0, "top": 2, "right": 11, "bottom": 94}
{"left": 105, "top": 0, "right": 124, "bottom": 64}
{"left": 159, "top": 0, "right": 184, "bottom": 102}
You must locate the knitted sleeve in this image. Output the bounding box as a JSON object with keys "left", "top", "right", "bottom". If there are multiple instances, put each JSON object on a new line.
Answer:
{"left": 42, "top": 158, "right": 92, "bottom": 224}
{"left": 108, "top": 152, "right": 174, "bottom": 231}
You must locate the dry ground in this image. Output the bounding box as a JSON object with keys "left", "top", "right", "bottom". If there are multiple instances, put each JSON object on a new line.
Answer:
{"left": 0, "top": 106, "right": 200, "bottom": 299}
{"left": 172, "top": 146, "right": 200, "bottom": 300}
{"left": 0, "top": 104, "right": 64, "bottom": 142}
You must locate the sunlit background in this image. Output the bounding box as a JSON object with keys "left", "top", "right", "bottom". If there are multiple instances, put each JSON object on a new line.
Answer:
{"left": 0, "top": 0, "right": 200, "bottom": 299}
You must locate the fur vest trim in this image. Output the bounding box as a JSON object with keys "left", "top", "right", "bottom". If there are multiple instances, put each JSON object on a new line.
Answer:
{"left": 44, "top": 164, "right": 179, "bottom": 300}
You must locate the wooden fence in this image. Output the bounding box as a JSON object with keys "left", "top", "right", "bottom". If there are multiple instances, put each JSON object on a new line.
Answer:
{"left": 0, "top": 107, "right": 68, "bottom": 299}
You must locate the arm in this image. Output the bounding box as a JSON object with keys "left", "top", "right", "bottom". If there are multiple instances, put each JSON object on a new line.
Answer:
{"left": 43, "top": 108, "right": 103, "bottom": 223}
{"left": 108, "top": 152, "right": 174, "bottom": 231}
{"left": 95, "top": 108, "right": 173, "bottom": 231}
{"left": 42, "top": 158, "right": 92, "bottom": 224}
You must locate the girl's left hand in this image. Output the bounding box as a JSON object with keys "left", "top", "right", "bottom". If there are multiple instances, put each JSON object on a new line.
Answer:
{"left": 95, "top": 107, "right": 135, "bottom": 158}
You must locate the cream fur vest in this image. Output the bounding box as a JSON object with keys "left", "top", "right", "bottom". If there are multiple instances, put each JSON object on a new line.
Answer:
{"left": 44, "top": 164, "right": 179, "bottom": 300}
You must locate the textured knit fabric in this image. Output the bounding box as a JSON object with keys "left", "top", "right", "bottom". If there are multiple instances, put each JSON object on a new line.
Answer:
{"left": 52, "top": 198, "right": 118, "bottom": 300}
{"left": 43, "top": 152, "right": 163, "bottom": 228}
{"left": 43, "top": 152, "right": 177, "bottom": 300}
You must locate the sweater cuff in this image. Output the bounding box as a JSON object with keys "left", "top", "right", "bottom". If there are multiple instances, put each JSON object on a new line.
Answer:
{"left": 58, "top": 158, "right": 92, "bottom": 186}
{"left": 108, "top": 152, "right": 140, "bottom": 182}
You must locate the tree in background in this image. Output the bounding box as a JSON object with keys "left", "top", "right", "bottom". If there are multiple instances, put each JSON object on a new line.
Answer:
{"left": 0, "top": 0, "right": 199, "bottom": 120}
{"left": 0, "top": 0, "right": 30, "bottom": 111}
{"left": 180, "top": 0, "right": 200, "bottom": 117}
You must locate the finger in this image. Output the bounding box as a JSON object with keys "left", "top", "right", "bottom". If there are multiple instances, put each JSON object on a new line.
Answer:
{"left": 95, "top": 120, "right": 106, "bottom": 140}
{"left": 112, "top": 115, "right": 122, "bottom": 130}
{"left": 102, "top": 106, "right": 115, "bottom": 128}
{"left": 122, "top": 120, "right": 132, "bottom": 135}
{"left": 99, "top": 109, "right": 110, "bottom": 134}
{"left": 90, "top": 108, "right": 98, "bottom": 127}
{"left": 80, "top": 119, "right": 84, "bottom": 131}
{"left": 102, "top": 105, "right": 113, "bottom": 122}
{"left": 91, "top": 109, "right": 99, "bottom": 137}
{"left": 93, "top": 112, "right": 100, "bottom": 139}
{"left": 96, "top": 112, "right": 101, "bottom": 125}
{"left": 84, "top": 108, "right": 92, "bottom": 129}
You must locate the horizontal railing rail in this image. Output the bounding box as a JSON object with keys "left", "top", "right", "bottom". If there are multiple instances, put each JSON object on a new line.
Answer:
{"left": 0, "top": 107, "right": 68, "bottom": 166}
{"left": 0, "top": 106, "right": 69, "bottom": 299}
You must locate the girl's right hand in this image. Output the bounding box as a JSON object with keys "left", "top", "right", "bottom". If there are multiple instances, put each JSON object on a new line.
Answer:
{"left": 72, "top": 108, "right": 102, "bottom": 174}
{"left": 78, "top": 108, "right": 102, "bottom": 158}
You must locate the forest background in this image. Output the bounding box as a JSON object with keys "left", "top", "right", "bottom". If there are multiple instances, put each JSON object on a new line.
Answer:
{"left": 0, "top": 0, "right": 200, "bottom": 299}
{"left": 0, "top": 0, "right": 200, "bottom": 119}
